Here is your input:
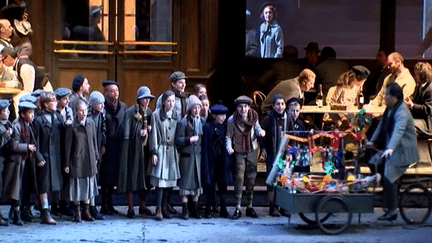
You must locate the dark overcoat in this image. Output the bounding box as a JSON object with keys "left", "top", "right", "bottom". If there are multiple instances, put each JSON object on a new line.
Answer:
{"left": 410, "top": 82, "right": 432, "bottom": 136}
{"left": 0, "top": 120, "right": 12, "bottom": 197}
{"left": 117, "top": 105, "right": 152, "bottom": 193}
{"left": 33, "top": 111, "right": 63, "bottom": 193}
{"left": 64, "top": 119, "right": 99, "bottom": 178}
{"left": 201, "top": 121, "right": 233, "bottom": 187}
{"left": 175, "top": 116, "right": 204, "bottom": 192}
{"left": 100, "top": 101, "right": 126, "bottom": 186}
{"left": 3, "top": 120, "right": 42, "bottom": 200}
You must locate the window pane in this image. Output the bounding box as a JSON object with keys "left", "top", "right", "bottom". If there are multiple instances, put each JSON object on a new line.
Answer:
{"left": 61, "top": 0, "right": 109, "bottom": 59}
{"left": 395, "top": 0, "right": 422, "bottom": 59}
{"left": 246, "top": 0, "right": 381, "bottom": 59}
{"left": 122, "top": 0, "right": 173, "bottom": 60}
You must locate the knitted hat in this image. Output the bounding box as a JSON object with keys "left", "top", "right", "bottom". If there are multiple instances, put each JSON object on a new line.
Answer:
{"left": 186, "top": 95, "right": 202, "bottom": 112}
{"left": 89, "top": 91, "right": 105, "bottom": 106}
{"left": 234, "top": 95, "right": 253, "bottom": 106}
{"left": 136, "top": 86, "right": 155, "bottom": 100}
{"left": 72, "top": 75, "right": 86, "bottom": 92}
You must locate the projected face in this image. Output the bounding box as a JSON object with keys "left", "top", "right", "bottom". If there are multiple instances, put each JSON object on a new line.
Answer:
{"left": 263, "top": 6, "right": 274, "bottom": 23}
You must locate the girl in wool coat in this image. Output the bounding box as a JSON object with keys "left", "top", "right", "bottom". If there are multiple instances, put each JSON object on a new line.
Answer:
{"left": 149, "top": 90, "right": 181, "bottom": 220}
{"left": 176, "top": 95, "right": 205, "bottom": 219}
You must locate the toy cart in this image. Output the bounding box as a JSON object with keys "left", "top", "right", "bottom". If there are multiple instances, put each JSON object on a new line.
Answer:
{"left": 275, "top": 187, "right": 374, "bottom": 234}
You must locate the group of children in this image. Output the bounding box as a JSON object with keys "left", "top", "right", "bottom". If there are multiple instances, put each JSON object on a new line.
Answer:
{"left": 0, "top": 70, "right": 306, "bottom": 226}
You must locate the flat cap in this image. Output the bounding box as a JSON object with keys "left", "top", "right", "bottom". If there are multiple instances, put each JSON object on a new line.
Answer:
{"left": 18, "top": 101, "right": 37, "bottom": 110}
{"left": 169, "top": 71, "right": 187, "bottom": 83}
{"left": 19, "top": 94, "right": 37, "bottom": 104}
{"left": 31, "top": 89, "right": 43, "bottom": 97}
{"left": 0, "top": 99, "right": 10, "bottom": 110}
{"left": 102, "top": 80, "right": 118, "bottom": 87}
{"left": 352, "top": 65, "right": 370, "bottom": 80}
{"left": 55, "top": 87, "right": 72, "bottom": 98}
{"left": 234, "top": 95, "right": 253, "bottom": 105}
{"left": 210, "top": 103, "right": 228, "bottom": 115}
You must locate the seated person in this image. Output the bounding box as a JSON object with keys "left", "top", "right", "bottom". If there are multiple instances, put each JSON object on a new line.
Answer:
{"left": 405, "top": 62, "right": 432, "bottom": 137}
{"left": 326, "top": 66, "right": 370, "bottom": 128}
{"left": 327, "top": 66, "right": 370, "bottom": 108}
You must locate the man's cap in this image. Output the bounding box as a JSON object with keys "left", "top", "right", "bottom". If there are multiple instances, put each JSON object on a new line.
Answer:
{"left": 19, "top": 94, "right": 37, "bottom": 104}
{"left": 54, "top": 87, "right": 72, "bottom": 98}
{"left": 102, "top": 80, "right": 118, "bottom": 87}
{"left": 18, "top": 101, "right": 37, "bottom": 110}
{"left": 0, "top": 99, "right": 10, "bottom": 110}
{"left": 169, "top": 71, "right": 187, "bottom": 83}
{"left": 31, "top": 89, "right": 43, "bottom": 97}
{"left": 234, "top": 95, "right": 253, "bottom": 105}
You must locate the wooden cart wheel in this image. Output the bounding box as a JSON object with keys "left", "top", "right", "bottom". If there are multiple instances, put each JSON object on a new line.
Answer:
{"left": 299, "top": 212, "right": 331, "bottom": 225}
{"left": 316, "top": 196, "right": 352, "bottom": 235}
{"left": 399, "top": 183, "right": 432, "bottom": 224}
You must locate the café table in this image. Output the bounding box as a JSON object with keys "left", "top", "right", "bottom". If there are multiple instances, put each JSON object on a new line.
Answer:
{"left": 300, "top": 105, "right": 385, "bottom": 115}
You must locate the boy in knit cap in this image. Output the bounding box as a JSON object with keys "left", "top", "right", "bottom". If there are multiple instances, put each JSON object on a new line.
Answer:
{"left": 0, "top": 99, "right": 13, "bottom": 226}
{"left": 226, "top": 95, "right": 265, "bottom": 219}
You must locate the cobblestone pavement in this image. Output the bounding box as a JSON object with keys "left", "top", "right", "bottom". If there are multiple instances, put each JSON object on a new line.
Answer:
{"left": 0, "top": 206, "right": 431, "bottom": 242}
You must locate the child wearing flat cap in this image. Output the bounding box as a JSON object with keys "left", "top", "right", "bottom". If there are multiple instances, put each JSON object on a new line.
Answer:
{"left": 201, "top": 102, "right": 232, "bottom": 218}
{"left": 226, "top": 95, "right": 265, "bottom": 219}
{"left": 0, "top": 99, "right": 13, "bottom": 226}
{"left": 3, "top": 101, "right": 40, "bottom": 226}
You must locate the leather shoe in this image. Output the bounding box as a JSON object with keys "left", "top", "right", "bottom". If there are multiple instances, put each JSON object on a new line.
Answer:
{"left": 377, "top": 211, "right": 397, "bottom": 221}
{"left": 162, "top": 206, "right": 172, "bottom": 219}
{"left": 41, "top": 209, "right": 57, "bottom": 225}
{"left": 167, "top": 204, "right": 177, "bottom": 214}
{"left": 231, "top": 208, "right": 241, "bottom": 220}
{"left": 246, "top": 207, "right": 259, "bottom": 218}
{"left": 127, "top": 209, "right": 135, "bottom": 219}
{"left": 139, "top": 207, "right": 154, "bottom": 216}
{"left": 90, "top": 206, "right": 105, "bottom": 220}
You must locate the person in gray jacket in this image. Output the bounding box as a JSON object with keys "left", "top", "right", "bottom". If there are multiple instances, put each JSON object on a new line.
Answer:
{"left": 176, "top": 95, "right": 204, "bottom": 220}
{"left": 367, "top": 83, "right": 420, "bottom": 221}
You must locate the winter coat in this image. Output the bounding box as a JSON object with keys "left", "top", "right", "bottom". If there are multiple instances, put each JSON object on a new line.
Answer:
{"left": 64, "top": 119, "right": 99, "bottom": 178}
{"left": 100, "top": 100, "right": 126, "bottom": 186}
{"left": 148, "top": 109, "right": 180, "bottom": 185}
{"left": 175, "top": 115, "right": 204, "bottom": 191}
{"left": 117, "top": 105, "right": 152, "bottom": 193}
{"left": 33, "top": 111, "right": 63, "bottom": 193}
{"left": 3, "top": 119, "right": 42, "bottom": 200}
{"left": 201, "top": 121, "right": 233, "bottom": 186}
